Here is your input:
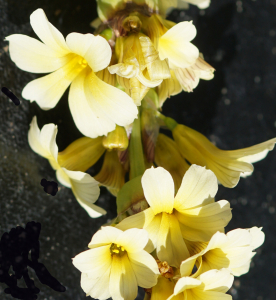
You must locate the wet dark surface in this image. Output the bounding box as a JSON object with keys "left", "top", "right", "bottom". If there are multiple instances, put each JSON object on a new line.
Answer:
{"left": 0, "top": 0, "right": 276, "bottom": 299}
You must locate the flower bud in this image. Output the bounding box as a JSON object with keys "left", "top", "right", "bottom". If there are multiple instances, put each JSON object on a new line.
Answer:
{"left": 122, "top": 15, "right": 142, "bottom": 33}
{"left": 94, "top": 150, "right": 125, "bottom": 196}
{"left": 155, "top": 133, "right": 189, "bottom": 191}
{"left": 102, "top": 125, "right": 129, "bottom": 151}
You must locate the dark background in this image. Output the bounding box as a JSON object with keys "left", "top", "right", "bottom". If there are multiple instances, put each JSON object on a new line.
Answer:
{"left": 0, "top": 0, "right": 276, "bottom": 299}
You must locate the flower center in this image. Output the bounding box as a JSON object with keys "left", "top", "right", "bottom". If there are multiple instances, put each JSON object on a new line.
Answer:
{"left": 157, "top": 260, "right": 174, "bottom": 279}
{"left": 110, "top": 243, "right": 126, "bottom": 256}
{"left": 78, "top": 57, "right": 88, "bottom": 67}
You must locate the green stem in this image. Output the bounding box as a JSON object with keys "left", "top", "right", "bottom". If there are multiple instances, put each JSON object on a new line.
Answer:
{"left": 156, "top": 112, "right": 178, "bottom": 131}
{"left": 129, "top": 108, "right": 145, "bottom": 179}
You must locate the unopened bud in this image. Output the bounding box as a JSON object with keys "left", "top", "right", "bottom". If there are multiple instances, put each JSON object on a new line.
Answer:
{"left": 103, "top": 125, "right": 129, "bottom": 151}
{"left": 155, "top": 133, "right": 189, "bottom": 191}
{"left": 94, "top": 150, "right": 125, "bottom": 196}
{"left": 58, "top": 136, "right": 105, "bottom": 172}
{"left": 122, "top": 16, "right": 142, "bottom": 33}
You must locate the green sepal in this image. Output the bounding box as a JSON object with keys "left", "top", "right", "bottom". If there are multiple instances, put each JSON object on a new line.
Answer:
{"left": 116, "top": 175, "right": 146, "bottom": 215}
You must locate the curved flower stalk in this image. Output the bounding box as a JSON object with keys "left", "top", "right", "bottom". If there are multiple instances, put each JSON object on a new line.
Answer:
{"left": 28, "top": 116, "right": 106, "bottom": 218}
{"left": 185, "top": 227, "right": 265, "bottom": 276}
{"left": 72, "top": 226, "right": 159, "bottom": 300}
{"left": 116, "top": 165, "right": 232, "bottom": 267}
{"left": 6, "top": 8, "right": 138, "bottom": 138}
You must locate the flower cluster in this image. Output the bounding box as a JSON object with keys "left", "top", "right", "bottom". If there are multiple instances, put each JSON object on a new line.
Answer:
{"left": 73, "top": 165, "right": 264, "bottom": 300}
{"left": 5, "top": 0, "right": 274, "bottom": 299}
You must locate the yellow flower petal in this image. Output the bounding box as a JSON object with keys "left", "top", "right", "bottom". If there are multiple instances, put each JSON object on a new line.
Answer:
{"left": 88, "top": 226, "right": 123, "bottom": 248}
{"left": 173, "top": 277, "right": 201, "bottom": 295}
{"left": 174, "top": 165, "right": 218, "bottom": 211}
{"left": 116, "top": 208, "right": 156, "bottom": 253}
{"left": 56, "top": 168, "right": 71, "bottom": 188}
{"left": 66, "top": 32, "right": 111, "bottom": 72}
{"left": 175, "top": 200, "right": 232, "bottom": 241}
{"left": 30, "top": 8, "right": 70, "bottom": 55}
{"left": 84, "top": 71, "right": 138, "bottom": 130}
{"left": 174, "top": 55, "right": 215, "bottom": 93}
{"left": 192, "top": 289, "right": 232, "bottom": 300}
{"left": 22, "top": 55, "right": 83, "bottom": 109}
{"left": 200, "top": 228, "right": 265, "bottom": 276}
{"left": 116, "top": 208, "right": 155, "bottom": 231}
{"left": 173, "top": 124, "right": 276, "bottom": 188}
{"left": 157, "top": 213, "right": 190, "bottom": 267}
{"left": 62, "top": 168, "right": 106, "bottom": 218}
{"left": 81, "top": 266, "right": 111, "bottom": 299}
{"left": 115, "top": 228, "right": 149, "bottom": 253}
{"left": 68, "top": 69, "right": 115, "bottom": 138}
{"left": 142, "top": 167, "right": 175, "bottom": 215}
{"left": 110, "top": 254, "right": 137, "bottom": 300}
{"left": 28, "top": 116, "right": 58, "bottom": 162}
{"left": 108, "top": 62, "right": 139, "bottom": 79}
{"left": 151, "top": 276, "right": 175, "bottom": 300}
{"left": 248, "top": 227, "right": 265, "bottom": 250}
{"left": 72, "top": 245, "right": 111, "bottom": 275}
{"left": 5, "top": 34, "right": 71, "bottom": 73}
{"left": 58, "top": 136, "right": 105, "bottom": 172}
{"left": 180, "top": 256, "right": 198, "bottom": 277}
{"left": 128, "top": 250, "right": 159, "bottom": 288}
{"left": 197, "top": 268, "right": 233, "bottom": 293}
{"left": 94, "top": 150, "right": 125, "bottom": 196}
{"left": 157, "top": 70, "right": 182, "bottom": 107}
{"left": 158, "top": 21, "right": 199, "bottom": 68}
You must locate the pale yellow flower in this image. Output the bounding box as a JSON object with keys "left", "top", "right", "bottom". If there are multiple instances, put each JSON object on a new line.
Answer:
{"left": 116, "top": 165, "right": 232, "bottom": 267}
{"left": 6, "top": 8, "right": 138, "bottom": 138}
{"left": 168, "top": 266, "right": 233, "bottom": 300}
{"left": 109, "top": 32, "right": 171, "bottom": 105}
{"left": 172, "top": 124, "right": 276, "bottom": 188}
{"left": 158, "top": 21, "right": 199, "bottom": 69}
{"left": 72, "top": 226, "right": 159, "bottom": 300}
{"left": 186, "top": 227, "right": 265, "bottom": 276}
{"left": 28, "top": 116, "right": 106, "bottom": 218}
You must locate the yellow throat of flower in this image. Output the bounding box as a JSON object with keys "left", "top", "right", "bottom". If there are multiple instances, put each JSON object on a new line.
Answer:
{"left": 110, "top": 243, "right": 126, "bottom": 256}
{"left": 78, "top": 57, "right": 88, "bottom": 68}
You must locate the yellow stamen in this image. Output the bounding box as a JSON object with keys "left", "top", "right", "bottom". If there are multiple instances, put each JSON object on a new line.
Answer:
{"left": 78, "top": 57, "right": 88, "bottom": 67}
{"left": 110, "top": 243, "right": 126, "bottom": 256}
